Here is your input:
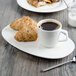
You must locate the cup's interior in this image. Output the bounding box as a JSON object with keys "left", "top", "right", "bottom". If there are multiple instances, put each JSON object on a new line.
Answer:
{"left": 38, "top": 20, "right": 61, "bottom": 31}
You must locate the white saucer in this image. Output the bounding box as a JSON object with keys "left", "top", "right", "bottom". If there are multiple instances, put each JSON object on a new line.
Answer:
{"left": 17, "top": 0, "right": 72, "bottom": 13}
{"left": 2, "top": 25, "right": 75, "bottom": 59}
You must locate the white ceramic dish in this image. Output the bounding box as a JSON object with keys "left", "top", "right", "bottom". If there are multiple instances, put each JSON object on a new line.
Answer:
{"left": 17, "top": 0, "right": 72, "bottom": 13}
{"left": 2, "top": 25, "right": 75, "bottom": 59}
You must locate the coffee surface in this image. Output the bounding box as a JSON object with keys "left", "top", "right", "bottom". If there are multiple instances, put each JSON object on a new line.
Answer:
{"left": 41, "top": 22, "right": 59, "bottom": 31}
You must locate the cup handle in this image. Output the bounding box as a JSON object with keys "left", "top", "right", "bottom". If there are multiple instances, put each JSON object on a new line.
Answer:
{"left": 59, "top": 29, "right": 68, "bottom": 42}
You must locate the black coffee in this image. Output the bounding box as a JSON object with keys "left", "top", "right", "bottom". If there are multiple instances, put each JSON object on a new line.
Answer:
{"left": 41, "top": 22, "right": 60, "bottom": 31}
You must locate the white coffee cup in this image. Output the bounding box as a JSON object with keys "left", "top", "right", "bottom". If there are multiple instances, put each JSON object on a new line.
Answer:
{"left": 37, "top": 19, "right": 68, "bottom": 47}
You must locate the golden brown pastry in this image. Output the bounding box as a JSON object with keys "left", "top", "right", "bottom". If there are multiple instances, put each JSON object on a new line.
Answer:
{"left": 10, "top": 16, "right": 37, "bottom": 30}
{"left": 27, "top": 0, "right": 60, "bottom": 7}
{"left": 51, "top": 0, "right": 60, "bottom": 2}
{"left": 27, "top": 0, "right": 46, "bottom": 7}
{"left": 44, "top": 0, "right": 51, "bottom": 4}
{"left": 10, "top": 16, "right": 38, "bottom": 42}
{"left": 10, "top": 18, "right": 22, "bottom": 30}
{"left": 14, "top": 24, "right": 37, "bottom": 41}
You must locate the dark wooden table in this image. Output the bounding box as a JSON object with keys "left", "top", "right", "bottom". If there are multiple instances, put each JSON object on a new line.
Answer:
{"left": 0, "top": 0, "right": 76, "bottom": 76}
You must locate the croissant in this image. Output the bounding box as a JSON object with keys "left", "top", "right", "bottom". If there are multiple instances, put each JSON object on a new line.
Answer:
{"left": 10, "top": 16, "right": 38, "bottom": 41}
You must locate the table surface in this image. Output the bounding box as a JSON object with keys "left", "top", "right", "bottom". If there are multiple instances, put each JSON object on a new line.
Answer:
{"left": 0, "top": 0, "right": 76, "bottom": 76}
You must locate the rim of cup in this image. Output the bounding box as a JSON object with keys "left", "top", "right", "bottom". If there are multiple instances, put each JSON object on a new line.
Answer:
{"left": 37, "top": 19, "right": 62, "bottom": 32}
